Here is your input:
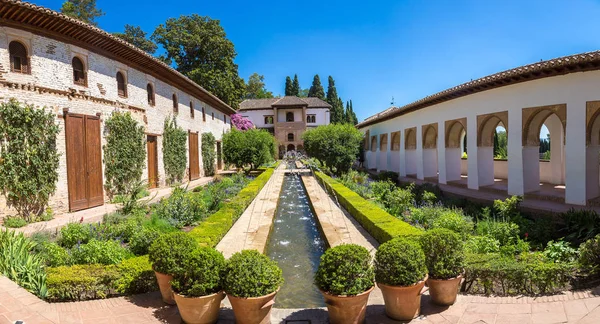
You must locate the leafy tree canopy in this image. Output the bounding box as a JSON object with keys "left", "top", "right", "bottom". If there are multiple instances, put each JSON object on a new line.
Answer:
{"left": 245, "top": 73, "right": 273, "bottom": 99}
{"left": 291, "top": 74, "right": 300, "bottom": 96}
{"left": 152, "top": 15, "right": 246, "bottom": 108}
{"left": 60, "top": 0, "right": 104, "bottom": 26}
{"left": 113, "top": 25, "right": 157, "bottom": 54}
{"left": 285, "top": 76, "right": 293, "bottom": 96}
{"left": 326, "top": 76, "right": 344, "bottom": 123}
{"left": 308, "top": 74, "right": 325, "bottom": 100}
{"left": 302, "top": 124, "right": 363, "bottom": 175}
{"left": 223, "top": 129, "right": 275, "bottom": 173}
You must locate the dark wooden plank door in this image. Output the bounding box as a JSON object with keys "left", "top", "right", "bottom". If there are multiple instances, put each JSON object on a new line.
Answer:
{"left": 189, "top": 132, "right": 200, "bottom": 180}
{"left": 65, "top": 113, "right": 104, "bottom": 212}
{"left": 147, "top": 135, "right": 158, "bottom": 189}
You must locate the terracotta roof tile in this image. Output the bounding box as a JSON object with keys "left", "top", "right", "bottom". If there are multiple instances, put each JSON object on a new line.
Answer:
{"left": 238, "top": 96, "right": 331, "bottom": 110}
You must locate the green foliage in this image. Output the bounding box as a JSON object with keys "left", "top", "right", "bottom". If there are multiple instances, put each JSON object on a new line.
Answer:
{"left": 315, "top": 244, "right": 374, "bottom": 296}
{"left": 223, "top": 128, "right": 275, "bottom": 172}
{"left": 112, "top": 24, "right": 157, "bottom": 54}
{"left": 222, "top": 250, "right": 283, "bottom": 297}
{"left": 40, "top": 242, "right": 71, "bottom": 267}
{"left": 422, "top": 191, "right": 439, "bottom": 206}
{"left": 385, "top": 187, "right": 415, "bottom": 217}
{"left": 464, "top": 235, "right": 501, "bottom": 254}
{"left": 3, "top": 216, "right": 27, "bottom": 228}
{"left": 578, "top": 235, "right": 600, "bottom": 274}
{"left": 152, "top": 15, "right": 246, "bottom": 108}
{"left": 0, "top": 99, "right": 60, "bottom": 221}
{"left": 326, "top": 76, "right": 344, "bottom": 124}
{"left": 148, "top": 232, "right": 199, "bottom": 274}
{"left": 71, "top": 239, "right": 133, "bottom": 265}
{"left": 115, "top": 255, "right": 157, "bottom": 295}
{"left": 0, "top": 229, "right": 47, "bottom": 298}
{"left": 129, "top": 227, "right": 161, "bottom": 256}
{"left": 499, "top": 239, "right": 531, "bottom": 256}
{"left": 307, "top": 74, "right": 325, "bottom": 100}
{"left": 494, "top": 130, "right": 508, "bottom": 159}
{"left": 560, "top": 209, "right": 600, "bottom": 245}
{"left": 103, "top": 112, "right": 146, "bottom": 197}
{"left": 291, "top": 74, "right": 300, "bottom": 97}
{"left": 245, "top": 73, "right": 273, "bottom": 99}
{"left": 47, "top": 264, "right": 119, "bottom": 301}
{"left": 285, "top": 76, "right": 293, "bottom": 96}
{"left": 303, "top": 124, "right": 363, "bottom": 175}
{"left": 201, "top": 132, "right": 217, "bottom": 176}
{"left": 493, "top": 196, "right": 522, "bottom": 220}
{"left": 163, "top": 117, "right": 187, "bottom": 184}
{"left": 543, "top": 240, "right": 577, "bottom": 264}
{"left": 59, "top": 223, "right": 92, "bottom": 248}
{"left": 60, "top": 0, "right": 104, "bottom": 26}
{"left": 476, "top": 219, "right": 520, "bottom": 246}
{"left": 375, "top": 238, "right": 427, "bottom": 286}
{"left": 420, "top": 229, "right": 464, "bottom": 280}
{"left": 431, "top": 209, "right": 474, "bottom": 238}
{"left": 171, "top": 247, "right": 225, "bottom": 297}
{"left": 153, "top": 187, "right": 196, "bottom": 228}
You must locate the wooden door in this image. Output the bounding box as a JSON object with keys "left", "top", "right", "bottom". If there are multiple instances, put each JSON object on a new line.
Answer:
{"left": 189, "top": 132, "right": 200, "bottom": 180}
{"left": 147, "top": 135, "right": 158, "bottom": 189}
{"left": 216, "top": 141, "right": 222, "bottom": 170}
{"left": 65, "top": 113, "right": 104, "bottom": 212}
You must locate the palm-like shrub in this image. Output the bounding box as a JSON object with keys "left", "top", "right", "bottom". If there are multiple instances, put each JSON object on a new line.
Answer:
{"left": 222, "top": 250, "right": 283, "bottom": 297}
{"left": 148, "top": 232, "right": 198, "bottom": 274}
{"left": 579, "top": 234, "right": 600, "bottom": 274}
{"left": 375, "top": 238, "right": 427, "bottom": 286}
{"left": 171, "top": 247, "right": 225, "bottom": 297}
{"left": 315, "top": 244, "right": 374, "bottom": 296}
{"left": 0, "top": 229, "right": 47, "bottom": 297}
{"left": 420, "top": 229, "right": 464, "bottom": 279}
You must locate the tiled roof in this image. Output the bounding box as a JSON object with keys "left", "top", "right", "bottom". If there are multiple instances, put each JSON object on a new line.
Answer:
{"left": 238, "top": 96, "right": 332, "bottom": 110}
{"left": 0, "top": 0, "right": 235, "bottom": 115}
{"left": 357, "top": 50, "right": 600, "bottom": 128}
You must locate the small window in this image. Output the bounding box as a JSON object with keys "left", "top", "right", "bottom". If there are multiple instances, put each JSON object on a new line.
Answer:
{"left": 212, "top": 112, "right": 214, "bottom": 120}
{"left": 202, "top": 107, "right": 206, "bottom": 122}
{"left": 116, "top": 71, "right": 127, "bottom": 97}
{"left": 288, "top": 133, "right": 294, "bottom": 141}
{"left": 147, "top": 83, "right": 155, "bottom": 106}
{"left": 224, "top": 114, "right": 227, "bottom": 123}
{"left": 264, "top": 115, "right": 274, "bottom": 124}
{"left": 72, "top": 57, "right": 86, "bottom": 86}
{"left": 9, "top": 41, "right": 29, "bottom": 74}
{"left": 307, "top": 114, "right": 316, "bottom": 123}
{"left": 172, "top": 94, "right": 178, "bottom": 113}
{"left": 286, "top": 112, "right": 294, "bottom": 122}
{"left": 190, "top": 102, "right": 194, "bottom": 118}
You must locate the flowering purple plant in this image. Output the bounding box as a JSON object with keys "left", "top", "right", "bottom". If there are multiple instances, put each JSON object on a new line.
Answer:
{"left": 231, "top": 114, "right": 254, "bottom": 131}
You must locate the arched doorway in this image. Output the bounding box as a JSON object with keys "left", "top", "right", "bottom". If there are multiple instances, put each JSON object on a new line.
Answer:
{"left": 477, "top": 111, "right": 508, "bottom": 190}
{"left": 390, "top": 131, "right": 401, "bottom": 173}
{"left": 287, "top": 144, "right": 295, "bottom": 152}
{"left": 378, "top": 133, "right": 388, "bottom": 171}
{"left": 369, "top": 135, "right": 377, "bottom": 170}
{"left": 445, "top": 118, "right": 467, "bottom": 183}
{"left": 586, "top": 101, "right": 600, "bottom": 203}
{"left": 422, "top": 123, "right": 438, "bottom": 179}
{"left": 278, "top": 145, "right": 285, "bottom": 159}
{"left": 404, "top": 127, "right": 417, "bottom": 176}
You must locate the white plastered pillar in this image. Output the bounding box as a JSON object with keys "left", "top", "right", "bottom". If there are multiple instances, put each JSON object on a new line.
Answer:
{"left": 508, "top": 110, "right": 525, "bottom": 196}
{"left": 522, "top": 146, "right": 540, "bottom": 193}
{"left": 565, "top": 99, "right": 587, "bottom": 205}
{"left": 445, "top": 148, "right": 462, "bottom": 182}
{"left": 438, "top": 121, "right": 448, "bottom": 184}
{"left": 586, "top": 145, "right": 600, "bottom": 201}
{"left": 467, "top": 115, "right": 479, "bottom": 189}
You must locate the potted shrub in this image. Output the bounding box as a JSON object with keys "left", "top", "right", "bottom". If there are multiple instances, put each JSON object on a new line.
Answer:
{"left": 375, "top": 237, "right": 428, "bottom": 321}
{"left": 170, "top": 247, "right": 225, "bottom": 324}
{"left": 222, "top": 250, "right": 284, "bottom": 324}
{"left": 148, "top": 232, "right": 198, "bottom": 304}
{"left": 420, "top": 228, "right": 464, "bottom": 305}
{"left": 315, "top": 244, "right": 374, "bottom": 324}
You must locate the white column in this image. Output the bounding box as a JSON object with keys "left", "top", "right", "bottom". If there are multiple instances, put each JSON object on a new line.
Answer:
{"left": 586, "top": 146, "right": 600, "bottom": 201}
{"left": 565, "top": 99, "right": 587, "bottom": 205}
{"left": 467, "top": 116, "right": 479, "bottom": 189}
{"left": 477, "top": 146, "right": 495, "bottom": 187}
{"left": 416, "top": 126, "right": 424, "bottom": 179}
{"left": 399, "top": 130, "right": 407, "bottom": 177}
{"left": 508, "top": 110, "right": 525, "bottom": 196}
{"left": 438, "top": 121, "right": 448, "bottom": 184}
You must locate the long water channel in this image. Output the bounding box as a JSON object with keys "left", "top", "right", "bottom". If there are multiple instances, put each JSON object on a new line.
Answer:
{"left": 266, "top": 163, "right": 327, "bottom": 308}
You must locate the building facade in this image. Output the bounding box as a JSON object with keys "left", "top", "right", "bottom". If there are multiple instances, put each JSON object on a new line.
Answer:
{"left": 238, "top": 96, "right": 331, "bottom": 157}
{"left": 358, "top": 50, "right": 600, "bottom": 207}
{"left": 0, "top": 0, "right": 234, "bottom": 215}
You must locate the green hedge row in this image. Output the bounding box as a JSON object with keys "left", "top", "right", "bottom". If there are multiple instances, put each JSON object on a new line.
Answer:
{"left": 314, "top": 171, "right": 421, "bottom": 243}
{"left": 45, "top": 165, "right": 277, "bottom": 302}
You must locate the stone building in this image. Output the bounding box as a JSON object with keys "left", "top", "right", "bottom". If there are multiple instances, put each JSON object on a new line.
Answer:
{"left": 238, "top": 96, "right": 331, "bottom": 157}
{"left": 0, "top": 0, "right": 234, "bottom": 215}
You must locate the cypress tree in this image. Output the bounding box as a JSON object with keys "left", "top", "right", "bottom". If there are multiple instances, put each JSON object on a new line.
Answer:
{"left": 291, "top": 74, "right": 300, "bottom": 96}
{"left": 285, "top": 76, "right": 293, "bottom": 96}
{"left": 308, "top": 74, "right": 325, "bottom": 100}
{"left": 493, "top": 130, "right": 499, "bottom": 156}
{"left": 326, "top": 76, "right": 341, "bottom": 123}
{"left": 350, "top": 100, "right": 358, "bottom": 125}
{"left": 345, "top": 101, "right": 351, "bottom": 124}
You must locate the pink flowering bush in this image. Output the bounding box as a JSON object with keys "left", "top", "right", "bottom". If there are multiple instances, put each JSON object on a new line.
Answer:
{"left": 231, "top": 114, "right": 254, "bottom": 131}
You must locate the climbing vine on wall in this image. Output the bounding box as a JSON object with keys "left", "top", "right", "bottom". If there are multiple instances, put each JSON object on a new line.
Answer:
{"left": 163, "top": 116, "right": 187, "bottom": 184}
{"left": 0, "top": 99, "right": 60, "bottom": 221}
{"left": 103, "top": 111, "right": 146, "bottom": 196}
{"left": 201, "top": 132, "right": 216, "bottom": 176}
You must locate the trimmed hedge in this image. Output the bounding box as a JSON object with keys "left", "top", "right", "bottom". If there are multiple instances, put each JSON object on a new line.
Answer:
{"left": 314, "top": 171, "right": 421, "bottom": 243}
{"left": 45, "top": 165, "right": 277, "bottom": 301}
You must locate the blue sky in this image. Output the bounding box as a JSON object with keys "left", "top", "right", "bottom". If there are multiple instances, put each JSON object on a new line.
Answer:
{"left": 33, "top": 0, "right": 600, "bottom": 128}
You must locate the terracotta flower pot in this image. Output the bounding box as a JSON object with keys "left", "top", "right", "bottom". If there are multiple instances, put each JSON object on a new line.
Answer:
{"left": 154, "top": 271, "right": 175, "bottom": 305}
{"left": 173, "top": 291, "right": 224, "bottom": 324}
{"left": 320, "top": 286, "right": 374, "bottom": 324}
{"left": 427, "top": 274, "right": 462, "bottom": 306}
{"left": 377, "top": 275, "right": 428, "bottom": 321}
{"left": 227, "top": 289, "right": 278, "bottom": 324}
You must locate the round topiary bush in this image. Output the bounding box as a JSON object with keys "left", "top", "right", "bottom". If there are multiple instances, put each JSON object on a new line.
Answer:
{"left": 579, "top": 234, "right": 600, "bottom": 274}
{"left": 170, "top": 247, "right": 225, "bottom": 297}
{"left": 375, "top": 237, "right": 427, "bottom": 286}
{"left": 315, "top": 244, "right": 374, "bottom": 296}
{"left": 222, "top": 250, "right": 283, "bottom": 298}
{"left": 148, "top": 232, "right": 198, "bottom": 275}
{"left": 420, "top": 228, "right": 464, "bottom": 280}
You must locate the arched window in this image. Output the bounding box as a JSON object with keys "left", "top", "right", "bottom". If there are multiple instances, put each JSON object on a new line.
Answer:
{"left": 202, "top": 107, "right": 206, "bottom": 121}
{"left": 286, "top": 112, "right": 294, "bottom": 122}
{"left": 172, "top": 94, "right": 178, "bottom": 113}
{"left": 72, "top": 57, "right": 86, "bottom": 86}
{"left": 288, "top": 133, "right": 294, "bottom": 141}
{"left": 307, "top": 115, "right": 316, "bottom": 123}
{"left": 146, "top": 84, "right": 155, "bottom": 106}
{"left": 264, "top": 116, "right": 274, "bottom": 124}
{"left": 190, "top": 102, "right": 194, "bottom": 118}
{"left": 116, "top": 71, "right": 127, "bottom": 97}
{"left": 9, "top": 41, "right": 29, "bottom": 74}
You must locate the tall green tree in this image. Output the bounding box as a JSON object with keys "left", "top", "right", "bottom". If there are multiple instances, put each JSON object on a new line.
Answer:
{"left": 308, "top": 74, "right": 325, "bottom": 100}
{"left": 345, "top": 100, "right": 358, "bottom": 125}
{"left": 113, "top": 25, "right": 157, "bottom": 54}
{"left": 326, "top": 76, "right": 344, "bottom": 124}
{"left": 291, "top": 74, "right": 300, "bottom": 96}
{"left": 60, "top": 0, "right": 104, "bottom": 26}
{"left": 245, "top": 73, "right": 273, "bottom": 99}
{"left": 302, "top": 124, "right": 363, "bottom": 175}
{"left": 298, "top": 88, "right": 309, "bottom": 98}
{"left": 152, "top": 15, "right": 246, "bottom": 108}
{"left": 285, "top": 76, "right": 293, "bottom": 96}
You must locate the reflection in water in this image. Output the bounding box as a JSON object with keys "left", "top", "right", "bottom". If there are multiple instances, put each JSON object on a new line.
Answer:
{"left": 266, "top": 164, "right": 326, "bottom": 308}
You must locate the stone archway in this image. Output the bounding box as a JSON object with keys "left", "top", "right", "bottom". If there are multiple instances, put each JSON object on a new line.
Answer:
{"left": 422, "top": 123, "right": 438, "bottom": 179}
{"left": 404, "top": 127, "right": 417, "bottom": 176}
{"left": 287, "top": 144, "right": 295, "bottom": 152}
{"left": 476, "top": 111, "right": 508, "bottom": 188}
{"left": 445, "top": 118, "right": 467, "bottom": 182}
{"left": 586, "top": 100, "right": 600, "bottom": 202}
{"left": 378, "top": 133, "right": 388, "bottom": 171}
